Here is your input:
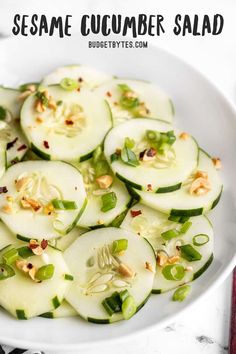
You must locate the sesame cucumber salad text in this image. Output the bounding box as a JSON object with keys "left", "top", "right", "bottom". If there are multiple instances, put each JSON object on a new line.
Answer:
{"left": 0, "top": 65, "right": 222, "bottom": 322}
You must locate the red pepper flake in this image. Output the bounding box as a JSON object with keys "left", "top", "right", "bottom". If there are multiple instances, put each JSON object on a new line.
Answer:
{"left": 147, "top": 184, "right": 152, "bottom": 191}
{"left": 17, "top": 144, "right": 27, "bottom": 152}
{"left": 43, "top": 140, "right": 49, "bottom": 149}
{"left": 0, "top": 186, "right": 8, "bottom": 194}
{"left": 65, "top": 119, "right": 74, "bottom": 125}
{"left": 29, "top": 243, "right": 38, "bottom": 250}
{"left": 78, "top": 77, "right": 83, "bottom": 83}
{"left": 27, "top": 263, "right": 33, "bottom": 269}
{"left": 146, "top": 148, "right": 156, "bottom": 157}
{"left": 130, "top": 210, "right": 142, "bottom": 218}
{"left": 77, "top": 88, "right": 81, "bottom": 92}
{"left": 106, "top": 91, "right": 112, "bottom": 97}
{"left": 41, "top": 239, "right": 48, "bottom": 250}
{"left": 6, "top": 137, "right": 18, "bottom": 150}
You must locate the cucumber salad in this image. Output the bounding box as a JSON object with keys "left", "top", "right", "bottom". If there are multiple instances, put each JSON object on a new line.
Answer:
{"left": 0, "top": 65, "right": 222, "bottom": 323}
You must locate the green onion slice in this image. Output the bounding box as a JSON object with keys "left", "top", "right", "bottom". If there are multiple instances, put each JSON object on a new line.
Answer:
{"left": 162, "top": 264, "right": 185, "bottom": 281}
{"left": 51, "top": 199, "right": 78, "bottom": 210}
{"left": 119, "top": 289, "right": 130, "bottom": 303}
{"left": 172, "top": 285, "right": 191, "bottom": 302}
{"left": 0, "top": 263, "right": 15, "bottom": 280}
{"left": 161, "top": 229, "right": 180, "bottom": 241}
{"left": 110, "top": 153, "right": 119, "bottom": 163}
{"left": 17, "top": 246, "right": 33, "bottom": 259}
{"left": 180, "top": 221, "right": 192, "bottom": 234}
{"left": 102, "top": 291, "right": 122, "bottom": 316}
{"left": 112, "top": 239, "right": 128, "bottom": 254}
{"left": 180, "top": 244, "right": 202, "bottom": 262}
{"left": 35, "top": 264, "right": 55, "bottom": 281}
{"left": 60, "top": 77, "right": 79, "bottom": 91}
{"left": 193, "top": 234, "right": 210, "bottom": 246}
{"left": 122, "top": 295, "right": 137, "bottom": 320}
{"left": 121, "top": 146, "right": 139, "bottom": 167}
{"left": 101, "top": 192, "right": 117, "bottom": 212}
{"left": 2, "top": 248, "right": 19, "bottom": 265}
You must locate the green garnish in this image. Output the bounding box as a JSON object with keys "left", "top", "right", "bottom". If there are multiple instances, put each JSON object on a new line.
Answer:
{"left": 180, "top": 221, "right": 192, "bottom": 234}
{"left": 64, "top": 273, "right": 74, "bottom": 281}
{"left": 193, "top": 234, "right": 209, "bottom": 246}
{"left": 120, "top": 137, "right": 139, "bottom": 167}
{"left": 161, "top": 229, "right": 180, "bottom": 240}
{"left": 172, "top": 285, "right": 191, "bottom": 302}
{"left": 0, "top": 106, "right": 6, "bottom": 120}
{"left": 0, "top": 263, "right": 15, "bottom": 280}
{"left": 93, "top": 146, "right": 110, "bottom": 177}
{"left": 118, "top": 84, "right": 140, "bottom": 109}
{"left": 110, "top": 153, "right": 119, "bottom": 163}
{"left": 51, "top": 199, "right": 78, "bottom": 210}
{"left": 52, "top": 296, "right": 60, "bottom": 309}
{"left": 57, "top": 100, "right": 63, "bottom": 106}
{"left": 180, "top": 244, "right": 202, "bottom": 262}
{"left": 102, "top": 290, "right": 136, "bottom": 320}
{"left": 35, "top": 264, "right": 55, "bottom": 281}
{"left": 102, "top": 291, "right": 122, "bottom": 316}
{"left": 146, "top": 129, "right": 176, "bottom": 154}
{"left": 17, "top": 246, "right": 33, "bottom": 259}
{"left": 112, "top": 239, "right": 128, "bottom": 254}
{"left": 2, "top": 248, "right": 19, "bottom": 265}
{"left": 122, "top": 295, "right": 137, "bottom": 320}
{"left": 162, "top": 264, "right": 185, "bottom": 281}
{"left": 168, "top": 215, "right": 181, "bottom": 222}
{"left": 101, "top": 192, "right": 117, "bottom": 212}
{"left": 60, "top": 77, "right": 79, "bottom": 91}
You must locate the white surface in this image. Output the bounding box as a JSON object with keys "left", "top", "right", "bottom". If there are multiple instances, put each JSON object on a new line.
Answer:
{"left": 0, "top": 1, "right": 235, "bottom": 353}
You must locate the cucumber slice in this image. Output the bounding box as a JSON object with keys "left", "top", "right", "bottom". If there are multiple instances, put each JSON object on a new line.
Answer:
{"left": 94, "top": 79, "right": 173, "bottom": 124}
{"left": 120, "top": 203, "right": 213, "bottom": 292}
{"left": 104, "top": 119, "right": 198, "bottom": 192}
{"left": 0, "top": 87, "right": 21, "bottom": 120}
{"left": 133, "top": 150, "right": 222, "bottom": 216}
{"left": 0, "top": 161, "right": 87, "bottom": 240}
{"left": 0, "top": 121, "right": 28, "bottom": 166}
{"left": 75, "top": 159, "right": 131, "bottom": 228}
{"left": 41, "top": 300, "right": 77, "bottom": 318}
{"left": 0, "top": 246, "right": 71, "bottom": 319}
{"left": 41, "top": 65, "right": 112, "bottom": 89}
{"left": 21, "top": 86, "right": 112, "bottom": 162}
{"left": 50, "top": 227, "right": 86, "bottom": 252}
{"left": 64, "top": 227, "right": 156, "bottom": 323}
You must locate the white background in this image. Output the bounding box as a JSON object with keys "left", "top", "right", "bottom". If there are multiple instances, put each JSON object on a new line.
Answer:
{"left": 0, "top": 1, "right": 235, "bottom": 353}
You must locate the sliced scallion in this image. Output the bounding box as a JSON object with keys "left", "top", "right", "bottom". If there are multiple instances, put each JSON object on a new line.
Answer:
{"left": 94, "top": 160, "right": 109, "bottom": 178}
{"left": 110, "top": 153, "right": 119, "bottom": 163}
{"left": 119, "top": 289, "right": 130, "bottom": 302}
{"left": 172, "top": 285, "right": 191, "bottom": 302}
{"left": 121, "top": 146, "right": 139, "bottom": 167}
{"left": 35, "top": 264, "right": 55, "bottom": 281}
{"left": 180, "top": 221, "right": 192, "bottom": 234}
{"left": 102, "top": 291, "right": 122, "bottom": 316}
{"left": 162, "top": 264, "right": 185, "bottom": 281}
{"left": 112, "top": 239, "right": 128, "bottom": 254}
{"left": 2, "top": 248, "right": 18, "bottom": 265}
{"left": 168, "top": 215, "right": 181, "bottom": 222}
{"left": 124, "top": 137, "right": 135, "bottom": 149}
{"left": 193, "top": 234, "right": 210, "bottom": 246}
{"left": 64, "top": 274, "right": 74, "bottom": 281}
{"left": 17, "top": 246, "right": 33, "bottom": 259}
{"left": 161, "top": 229, "right": 180, "bottom": 241}
{"left": 60, "top": 77, "right": 79, "bottom": 91}
{"left": 122, "top": 295, "right": 137, "bottom": 320}
{"left": 101, "top": 192, "right": 117, "bottom": 212}
{"left": 0, "top": 263, "right": 15, "bottom": 280}
{"left": 51, "top": 199, "right": 78, "bottom": 210}
{"left": 180, "top": 244, "right": 202, "bottom": 262}
{"left": 146, "top": 130, "right": 160, "bottom": 142}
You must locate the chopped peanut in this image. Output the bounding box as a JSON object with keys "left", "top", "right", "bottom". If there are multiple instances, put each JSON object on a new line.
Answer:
{"left": 16, "top": 260, "right": 39, "bottom": 282}
{"left": 96, "top": 175, "right": 113, "bottom": 189}
{"left": 29, "top": 239, "right": 43, "bottom": 256}
{"left": 21, "top": 197, "right": 42, "bottom": 212}
{"left": 118, "top": 263, "right": 135, "bottom": 278}
{"left": 2, "top": 204, "right": 12, "bottom": 214}
{"left": 212, "top": 157, "right": 222, "bottom": 170}
{"left": 195, "top": 170, "right": 208, "bottom": 179}
{"left": 145, "top": 262, "right": 155, "bottom": 273}
{"left": 35, "top": 100, "right": 46, "bottom": 113}
{"left": 156, "top": 251, "right": 168, "bottom": 267}
{"left": 168, "top": 255, "right": 180, "bottom": 264}
{"left": 179, "top": 132, "right": 190, "bottom": 140}
{"left": 15, "top": 177, "right": 30, "bottom": 192}
{"left": 48, "top": 99, "right": 57, "bottom": 110}
{"left": 36, "top": 117, "right": 43, "bottom": 124}
{"left": 6, "top": 196, "right": 13, "bottom": 202}
{"left": 139, "top": 148, "right": 157, "bottom": 162}
{"left": 189, "top": 177, "right": 211, "bottom": 196}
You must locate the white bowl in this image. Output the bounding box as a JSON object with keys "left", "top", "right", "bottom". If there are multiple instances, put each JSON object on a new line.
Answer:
{"left": 0, "top": 35, "right": 235, "bottom": 351}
